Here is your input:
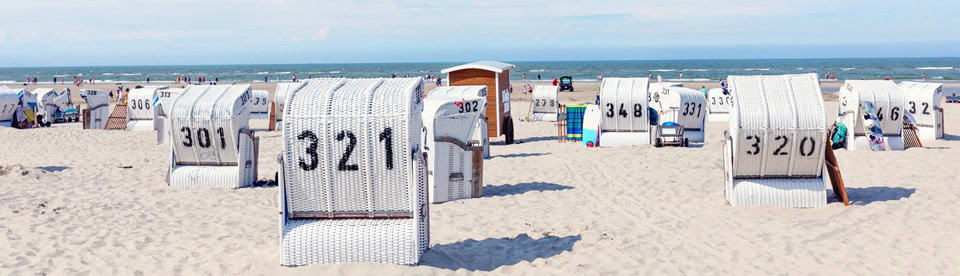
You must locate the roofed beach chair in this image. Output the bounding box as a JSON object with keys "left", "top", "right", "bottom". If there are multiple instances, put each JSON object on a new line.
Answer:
{"left": 836, "top": 80, "right": 907, "bottom": 151}
{"left": 272, "top": 82, "right": 307, "bottom": 130}
{"left": 899, "top": 81, "right": 944, "bottom": 141}
{"left": 277, "top": 78, "right": 429, "bottom": 266}
{"left": 707, "top": 88, "right": 733, "bottom": 122}
{"left": 0, "top": 87, "right": 24, "bottom": 123}
{"left": 651, "top": 85, "right": 707, "bottom": 144}
{"left": 598, "top": 78, "right": 652, "bottom": 147}
{"left": 153, "top": 88, "right": 185, "bottom": 144}
{"left": 167, "top": 85, "right": 258, "bottom": 188}
{"left": 424, "top": 86, "right": 487, "bottom": 203}
{"left": 429, "top": 85, "right": 490, "bottom": 158}
{"left": 723, "top": 73, "right": 829, "bottom": 208}
{"left": 80, "top": 90, "right": 110, "bottom": 129}
{"left": 529, "top": 85, "right": 560, "bottom": 121}
{"left": 126, "top": 87, "right": 167, "bottom": 131}
{"left": 248, "top": 90, "right": 272, "bottom": 130}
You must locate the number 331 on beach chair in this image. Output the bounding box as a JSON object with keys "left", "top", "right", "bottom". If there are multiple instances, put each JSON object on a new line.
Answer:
{"left": 167, "top": 85, "right": 259, "bottom": 188}
{"left": 277, "top": 78, "right": 429, "bottom": 266}
{"left": 723, "top": 74, "right": 831, "bottom": 208}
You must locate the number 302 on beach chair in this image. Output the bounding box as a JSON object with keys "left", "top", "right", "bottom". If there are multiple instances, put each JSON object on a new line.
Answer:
{"left": 277, "top": 78, "right": 429, "bottom": 266}
{"left": 723, "top": 74, "right": 841, "bottom": 208}
{"left": 423, "top": 86, "right": 488, "bottom": 203}
{"left": 167, "top": 85, "right": 259, "bottom": 189}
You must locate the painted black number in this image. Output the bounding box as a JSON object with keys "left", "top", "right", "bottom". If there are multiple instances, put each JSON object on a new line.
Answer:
{"left": 618, "top": 103, "right": 628, "bottom": 118}
{"left": 217, "top": 127, "right": 226, "bottom": 149}
{"left": 633, "top": 104, "right": 642, "bottom": 118}
{"left": 606, "top": 103, "right": 614, "bottom": 118}
{"left": 773, "top": 135, "right": 788, "bottom": 156}
{"left": 180, "top": 127, "right": 193, "bottom": 147}
{"left": 877, "top": 107, "right": 884, "bottom": 121}
{"left": 696, "top": 103, "right": 703, "bottom": 117}
{"left": 890, "top": 107, "right": 900, "bottom": 121}
{"left": 799, "top": 137, "right": 816, "bottom": 157}
{"left": 909, "top": 101, "right": 917, "bottom": 114}
{"left": 196, "top": 128, "right": 211, "bottom": 148}
{"left": 745, "top": 135, "right": 761, "bottom": 155}
{"left": 922, "top": 102, "right": 930, "bottom": 115}
{"left": 336, "top": 131, "right": 359, "bottom": 171}
{"left": 298, "top": 131, "right": 318, "bottom": 171}
{"left": 379, "top": 128, "right": 394, "bottom": 170}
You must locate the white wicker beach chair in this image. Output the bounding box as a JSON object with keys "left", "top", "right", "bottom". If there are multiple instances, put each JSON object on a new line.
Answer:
{"left": 125, "top": 87, "right": 166, "bottom": 131}
{"left": 80, "top": 90, "right": 111, "bottom": 129}
{"left": 529, "top": 85, "right": 560, "bottom": 121}
{"left": 0, "top": 87, "right": 22, "bottom": 122}
{"left": 278, "top": 78, "right": 429, "bottom": 266}
{"left": 167, "top": 85, "right": 257, "bottom": 189}
{"left": 837, "top": 80, "right": 906, "bottom": 151}
{"left": 423, "top": 89, "right": 487, "bottom": 203}
{"left": 724, "top": 73, "right": 828, "bottom": 208}
{"left": 33, "top": 88, "right": 59, "bottom": 122}
{"left": 273, "top": 82, "right": 307, "bottom": 126}
{"left": 899, "top": 81, "right": 944, "bottom": 140}
{"left": 248, "top": 90, "right": 272, "bottom": 130}
{"left": 598, "top": 78, "right": 651, "bottom": 147}
{"left": 153, "top": 88, "right": 185, "bottom": 144}
{"left": 707, "top": 88, "right": 733, "bottom": 122}
{"left": 652, "top": 86, "right": 707, "bottom": 143}
{"left": 428, "top": 86, "right": 490, "bottom": 158}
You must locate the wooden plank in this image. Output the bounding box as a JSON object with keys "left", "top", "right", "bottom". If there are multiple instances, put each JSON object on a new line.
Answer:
{"left": 471, "top": 146, "right": 484, "bottom": 198}
{"left": 824, "top": 143, "right": 849, "bottom": 206}
{"left": 268, "top": 102, "right": 277, "bottom": 131}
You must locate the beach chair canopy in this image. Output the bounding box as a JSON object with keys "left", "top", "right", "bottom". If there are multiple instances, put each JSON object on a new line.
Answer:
{"left": 599, "top": 78, "right": 650, "bottom": 133}
{"left": 273, "top": 82, "right": 307, "bottom": 121}
{"left": 423, "top": 91, "right": 487, "bottom": 203}
{"left": 728, "top": 73, "right": 826, "bottom": 178}
{"left": 81, "top": 90, "right": 111, "bottom": 129}
{"left": 0, "top": 88, "right": 21, "bottom": 121}
{"left": 169, "top": 85, "right": 252, "bottom": 166}
{"left": 281, "top": 78, "right": 425, "bottom": 217}
{"left": 898, "top": 81, "right": 944, "bottom": 139}
{"left": 707, "top": 88, "right": 733, "bottom": 115}
{"left": 126, "top": 87, "right": 163, "bottom": 121}
{"left": 653, "top": 86, "right": 707, "bottom": 131}
{"left": 838, "top": 80, "right": 906, "bottom": 137}
{"left": 249, "top": 90, "right": 270, "bottom": 116}
{"left": 531, "top": 85, "right": 560, "bottom": 116}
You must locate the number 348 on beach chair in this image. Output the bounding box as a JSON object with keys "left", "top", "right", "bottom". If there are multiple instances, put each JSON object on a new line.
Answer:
{"left": 723, "top": 74, "right": 839, "bottom": 208}
{"left": 167, "top": 84, "right": 259, "bottom": 189}
{"left": 277, "top": 78, "right": 429, "bottom": 266}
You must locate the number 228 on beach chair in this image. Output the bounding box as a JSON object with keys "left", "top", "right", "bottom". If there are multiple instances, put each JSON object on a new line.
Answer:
{"left": 277, "top": 78, "right": 429, "bottom": 266}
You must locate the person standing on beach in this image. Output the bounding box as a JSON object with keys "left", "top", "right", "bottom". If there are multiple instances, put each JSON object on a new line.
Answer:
{"left": 537, "top": 73, "right": 541, "bottom": 80}
{"left": 922, "top": 73, "right": 927, "bottom": 80}
{"left": 552, "top": 77, "right": 559, "bottom": 86}
{"left": 265, "top": 75, "right": 269, "bottom": 83}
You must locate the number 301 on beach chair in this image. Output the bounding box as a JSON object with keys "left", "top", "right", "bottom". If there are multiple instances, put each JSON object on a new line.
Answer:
{"left": 277, "top": 78, "right": 429, "bottom": 266}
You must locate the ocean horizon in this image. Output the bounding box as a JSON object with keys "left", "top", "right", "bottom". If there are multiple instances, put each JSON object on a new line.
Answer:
{"left": 2, "top": 57, "right": 959, "bottom": 84}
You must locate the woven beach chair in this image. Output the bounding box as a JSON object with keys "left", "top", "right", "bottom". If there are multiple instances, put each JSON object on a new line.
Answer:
{"left": 248, "top": 90, "right": 272, "bottom": 130}
{"left": 80, "top": 90, "right": 110, "bottom": 129}
{"left": 598, "top": 78, "right": 652, "bottom": 147}
{"left": 723, "top": 73, "right": 828, "bottom": 208}
{"left": 272, "top": 82, "right": 307, "bottom": 128}
{"left": 153, "top": 88, "right": 185, "bottom": 144}
{"left": 125, "top": 87, "right": 165, "bottom": 131}
{"left": 424, "top": 88, "right": 487, "bottom": 203}
{"left": 652, "top": 86, "right": 707, "bottom": 143}
{"left": 428, "top": 85, "right": 490, "bottom": 158}
{"left": 707, "top": 88, "right": 733, "bottom": 122}
{"left": 167, "top": 85, "right": 258, "bottom": 188}
{"left": 899, "top": 81, "right": 944, "bottom": 141}
{"left": 277, "top": 78, "right": 429, "bottom": 266}
{"left": 0, "top": 87, "right": 22, "bottom": 123}
{"left": 529, "top": 85, "right": 560, "bottom": 121}
{"left": 837, "top": 80, "right": 907, "bottom": 151}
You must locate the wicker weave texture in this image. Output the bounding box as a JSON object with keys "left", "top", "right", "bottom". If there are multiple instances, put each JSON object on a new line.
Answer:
{"left": 427, "top": 85, "right": 489, "bottom": 156}
{"left": 281, "top": 218, "right": 423, "bottom": 265}
{"left": 728, "top": 74, "right": 826, "bottom": 178}
{"left": 81, "top": 90, "right": 111, "bottom": 129}
{"left": 707, "top": 88, "right": 733, "bottom": 116}
{"left": 723, "top": 135, "right": 826, "bottom": 208}
{"left": 423, "top": 95, "right": 486, "bottom": 203}
{"left": 653, "top": 86, "right": 707, "bottom": 132}
{"left": 838, "top": 80, "right": 905, "bottom": 137}
{"left": 126, "top": 87, "right": 161, "bottom": 121}
{"left": 0, "top": 89, "right": 19, "bottom": 121}
{"left": 274, "top": 82, "right": 307, "bottom": 121}
{"left": 899, "top": 81, "right": 944, "bottom": 140}
{"left": 126, "top": 120, "right": 154, "bottom": 131}
{"left": 530, "top": 85, "right": 559, "bottom": 121}
{"left": 282, "top": 78, "right": 425, "bottom": 215}
{"left": 599, "top": 78, "right": 650, "bottom": 133}
{"left": 35, "top": 88, "right": 65, "bottom": 121}
{"left": 599, "top": 132, "right": 651, "bottom": 148}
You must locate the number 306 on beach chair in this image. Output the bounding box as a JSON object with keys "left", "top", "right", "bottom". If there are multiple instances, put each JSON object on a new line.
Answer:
{"left": 723, "top": 74, "right": 833, "bottom": 208}
{"left": 277, "top": 78, "right": 429, "bottom": 266}
{"left": 167, "top": 84, "right": 259, "bottom": 188}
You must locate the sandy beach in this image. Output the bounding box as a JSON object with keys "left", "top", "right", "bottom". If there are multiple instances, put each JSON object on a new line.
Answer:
{"left": 3, "top": 81, "right": 960, "bottom": 275}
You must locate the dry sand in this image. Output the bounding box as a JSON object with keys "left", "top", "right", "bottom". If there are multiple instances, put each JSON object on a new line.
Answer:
{"left": 2, "top": 81, "right": 960, "bottom": 274}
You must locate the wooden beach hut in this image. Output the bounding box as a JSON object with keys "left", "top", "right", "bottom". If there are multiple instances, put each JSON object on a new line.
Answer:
{"left": 442, "top": 61, "right": 516, "bottom": 144}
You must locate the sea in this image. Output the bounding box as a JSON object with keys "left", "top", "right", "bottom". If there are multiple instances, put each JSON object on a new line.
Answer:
{"left": 1, "top": 57, "right": 958, "bottom": 84}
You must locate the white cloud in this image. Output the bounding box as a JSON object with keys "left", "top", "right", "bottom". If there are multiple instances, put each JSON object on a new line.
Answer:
{"left": 0, "top": 30, "right": 5, "bottom": 42}
{"left": 311, "top": 28, "right": 329, "bottom": 41}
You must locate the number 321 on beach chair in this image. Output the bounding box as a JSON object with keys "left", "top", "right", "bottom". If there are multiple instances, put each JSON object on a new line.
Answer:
{"left": 277, "top": 78, "right": 429, "bottom": 266}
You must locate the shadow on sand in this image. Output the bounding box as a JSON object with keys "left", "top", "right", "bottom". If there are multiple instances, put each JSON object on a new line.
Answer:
{"left": 830, "top": 187, "right": 916, "bottom": 205}
{"left": 421, "top": 234, "right": 581, "bottom": 271}
{"left": 489, "top": 152, "right": 550, "bottom": 159}
{"left": 483, "top": 182, "right": 573, "bottom": 197}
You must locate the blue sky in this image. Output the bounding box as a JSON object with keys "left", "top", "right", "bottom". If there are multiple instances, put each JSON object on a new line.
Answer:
{"left": 0, "top": 0, "right": 958, "bottom": 67}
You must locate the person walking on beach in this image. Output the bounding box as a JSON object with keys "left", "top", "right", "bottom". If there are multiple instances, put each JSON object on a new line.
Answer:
{"left": 522, "top": 73, "right": 527, "bottom": 82}
{"left": 537, "top": 73, "right": 541, "bottom": 80}
{"left": 922, "top": 73, "right": 927, "bottom": 80}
